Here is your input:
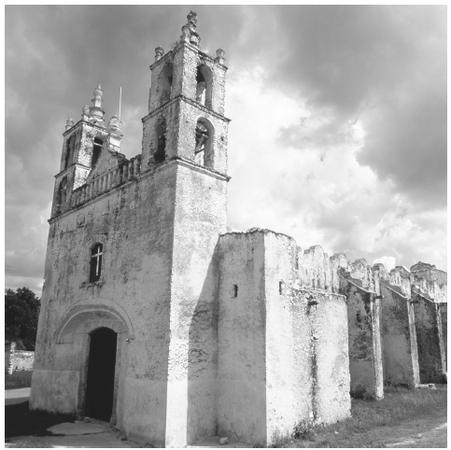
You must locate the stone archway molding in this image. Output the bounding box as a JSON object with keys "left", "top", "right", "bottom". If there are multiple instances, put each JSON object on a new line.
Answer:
{"left": 55, "top": 302, "right": 135, "bottom": 344}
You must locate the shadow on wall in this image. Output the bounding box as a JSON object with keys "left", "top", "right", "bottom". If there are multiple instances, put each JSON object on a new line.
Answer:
{"left": 380, "top": 284, "right": 416, "bottom": 389}
{"left": 341, "top": 283, "right": 376, "bottom": 399}
{"left": 413, "top": 295, "right": 445, "bottom": 384}
{"left": 187, "top": 245, "right": 219, "bottom": 445}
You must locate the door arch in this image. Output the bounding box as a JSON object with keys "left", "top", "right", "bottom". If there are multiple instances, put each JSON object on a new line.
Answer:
{"left": 85, "top": 327, "right": 118, "bottom": 421}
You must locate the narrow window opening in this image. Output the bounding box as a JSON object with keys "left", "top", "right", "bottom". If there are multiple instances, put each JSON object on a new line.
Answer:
{"left": 295, "top": 255, "right": 299, "bottom": 270}
{"left": 279, "top": 281, "right": 283, "bottom": 295}
{"left": 56, "top": 177, "right": 67, "bottom": 213}
{"left": 232, "top": 284, "right": 238, "bottom": 298}
{"left": 155, "top": 118, "right": 167, "bottom": 163}
{"left": 90, "top": 243, "right": 103, "bottom": 282}
{"left": 64, "top": 134, "right": 75, "bottom": 169}
{"left": 92, "top": 138, "right": 103, "bottom": 168}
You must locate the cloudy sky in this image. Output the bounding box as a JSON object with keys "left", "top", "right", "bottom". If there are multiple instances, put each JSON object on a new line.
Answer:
{"left": 5, "top": 5, "right": 447, "bottom": 294}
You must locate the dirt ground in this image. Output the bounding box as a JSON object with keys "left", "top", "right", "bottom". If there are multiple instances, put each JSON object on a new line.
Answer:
{"left": 286, "top": 412, "right": 447, "bottom": 448}
{"left": 5, "top": 386, "right": 447, "bottom": 448}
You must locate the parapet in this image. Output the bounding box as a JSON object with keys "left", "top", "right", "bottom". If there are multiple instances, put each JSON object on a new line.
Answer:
{"left": 220, "top": 229, "right": 447, "bottom": 303}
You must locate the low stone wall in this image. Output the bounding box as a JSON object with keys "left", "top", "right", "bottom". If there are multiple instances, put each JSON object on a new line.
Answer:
{"left": 7, "top": 342, "right": 34, "bottom": 375}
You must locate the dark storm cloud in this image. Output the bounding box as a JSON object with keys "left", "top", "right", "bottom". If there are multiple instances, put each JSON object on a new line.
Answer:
{"left": 271, "top": 6, "right": 446, "bottom": 206}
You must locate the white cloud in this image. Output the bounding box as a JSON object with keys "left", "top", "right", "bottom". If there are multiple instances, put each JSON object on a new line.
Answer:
{"left": 226, "top": 66, "right": 446, "bottom": 269}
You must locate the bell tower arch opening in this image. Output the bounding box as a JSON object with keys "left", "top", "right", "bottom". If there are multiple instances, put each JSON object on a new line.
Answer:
{"left": 159, "top": 62, "right": 173, "bottom": 105}
{"left": 196, "top": 64, "right": 213, "bottom": 108}
{"left": 194, "top": 118, "right": 214, "bottom": 167}
{"left": 85, "top": 327, "right": 118, "bottom": 421}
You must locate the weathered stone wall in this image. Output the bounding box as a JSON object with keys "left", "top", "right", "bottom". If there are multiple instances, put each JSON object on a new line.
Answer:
{"left": 5, "top": 342, "right": 11, "bottom": 374}
{"left": 264, "top": 232, "right": 313, "bottom": 445}
{"left": 380, "top": 284, "right": 417, "bottom": 387}
{"left": 413, "top": 295, "right": 445, "bottom": 383}
{"left": 32, "top": 162, "right": 179, "bottom": 445}
{"left": 411, "top": 262, "right": 447, "bottom": 304}
{"left": 217, "top": 232, "right": 267, "bottom": 446}
{"left": 6, "top": 342, "right": 34, "bottom": 374}
{"left": 439, "top": 302, "right": 447, "bottom": 365}
{"left": 337, "top": 258, "right": 383, "bottom": 400}
{"left": 311, "top": 292, "right": 350, "bottom": 424}
{"left": 216, "top": 230, "right": 351, "bottom": 446}
{"left": 343, "top": 283, "right": 376, "bottom": 397}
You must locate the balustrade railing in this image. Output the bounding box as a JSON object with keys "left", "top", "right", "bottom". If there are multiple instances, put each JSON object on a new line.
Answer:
{"left": 69, "top": 155, "right": 141, "bottom": 210}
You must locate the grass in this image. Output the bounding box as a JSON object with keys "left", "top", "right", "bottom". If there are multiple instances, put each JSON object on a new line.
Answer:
{"left": 276, "top": 386, "right": 447, "bottom": 447}
{"left": 5, "top": 371, "right": 32, "bottom": 390}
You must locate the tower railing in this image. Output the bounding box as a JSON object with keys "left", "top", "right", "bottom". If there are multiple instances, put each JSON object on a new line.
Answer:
{"left": 70, "top": 155, "right": 141, "bottom": 209}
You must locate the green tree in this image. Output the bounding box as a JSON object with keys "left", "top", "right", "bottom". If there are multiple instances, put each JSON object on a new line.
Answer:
{"left": 5, "top": 287, "right": 40, "bottom": 350}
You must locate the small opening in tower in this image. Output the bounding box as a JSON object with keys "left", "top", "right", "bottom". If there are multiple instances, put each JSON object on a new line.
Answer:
{"left": 196, "top": 64, "right": 213, "bottom": 108}
{"left": 160, "top": 63, "right": 173, "bottom": 104}
{"left": 64, "top": 133, "right": 76, "bottom": 169}
{"left": 155, "top": 117, "right": 167, "bottom": 163}
{"left": 92, "top": 137, "right": 103, "bottom": 167}
{"left": 56, "top": 176, "right": 68, "bottom": 214}
{"left": 279, "top": 281, "right": 283, "bottom": 295}
{"left": 232, "top": 284, "right": 238, "bottom": 298}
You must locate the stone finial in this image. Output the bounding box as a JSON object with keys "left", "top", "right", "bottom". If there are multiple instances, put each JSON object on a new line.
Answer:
{"left": 215, "top": 48, "right": 226, "bottom": 65}
{"left": 180, "top": 10, "right": 200, "bottom": 47}
{"left": 65, "top": 117, "right": 74, "bottom": 130}
{"left": 89, "top": 83, "right": 105, "bottom": 123}
{"left": 108, "top": 114, "right": 123, "bottom": 134}
{"left": 108, "top": 114, "right": 123, "bottom": 151}
{"left": 81, "top": 104, "right": 90, "bottom": 121}
{"left": 91, "top": 84, "right": 103, "bottom": 108}
{"left": 187, "top": 10, "right": 197, "bottom": 27}
{"left": 155, "top": 47, "right": 164, "bottom": 61}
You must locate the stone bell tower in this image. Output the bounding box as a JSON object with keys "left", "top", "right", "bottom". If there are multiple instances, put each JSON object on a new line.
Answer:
{"left": 52, "top": 84, "right": 123, "bottom": 218}
{"left": 142, "top": 10, "right": 229, "bottom": 174}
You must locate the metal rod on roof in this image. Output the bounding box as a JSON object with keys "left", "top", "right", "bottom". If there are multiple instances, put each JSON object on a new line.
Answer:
{"left": 118, "top": 86, "right": 122, "bottom": 120}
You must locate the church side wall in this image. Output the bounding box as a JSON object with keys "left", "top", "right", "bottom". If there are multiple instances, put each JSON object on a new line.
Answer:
{"left": 263, "top": 232, "right": 313, "bottom": 445}
{"left": 380, "top": 285, "right": 416, "bottom": 388}
{"left": 217, "top": 232, "right": 267, "bottom": 446}
{"left": 31, "top": 165, "right": 179, "bottom": 446}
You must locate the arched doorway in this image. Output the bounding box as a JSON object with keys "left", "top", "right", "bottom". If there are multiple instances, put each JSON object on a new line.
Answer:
{"left": 85, "top": 327, "right": 118, "bottom": 421}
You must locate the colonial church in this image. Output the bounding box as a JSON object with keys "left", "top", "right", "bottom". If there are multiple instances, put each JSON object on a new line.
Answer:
{"left": 30, "top": 11, "right": 446, "bottom": 448}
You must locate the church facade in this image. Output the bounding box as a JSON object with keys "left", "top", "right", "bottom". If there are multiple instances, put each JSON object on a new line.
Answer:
{"left": 30, "top": 11, "right": 446, "bottom": 447}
